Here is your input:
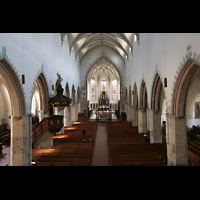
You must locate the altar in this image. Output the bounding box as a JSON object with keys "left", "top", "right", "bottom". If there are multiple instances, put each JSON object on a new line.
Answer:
{"left": 97, "top": 91, "right": 111, "bottom": 120}
{"left": 98, "top": 91, "right": 109, "bottom": 110}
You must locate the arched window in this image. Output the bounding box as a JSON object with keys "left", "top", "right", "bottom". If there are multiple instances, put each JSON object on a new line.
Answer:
{"left": 112, "top": 78, "right": 117, "bottom": 100}
{"left": 101, "top": 78, "right": 106, "bottom": 91}
{"left": 91, "top": 77, "right": 95, "bottom": 100}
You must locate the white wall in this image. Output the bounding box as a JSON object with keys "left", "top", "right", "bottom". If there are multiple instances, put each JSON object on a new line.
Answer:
{"left": 125, "top": 33, "right": 200, "bottom": 113}
{"left": 0, "top": 33, "right": 80, "bottom": 114}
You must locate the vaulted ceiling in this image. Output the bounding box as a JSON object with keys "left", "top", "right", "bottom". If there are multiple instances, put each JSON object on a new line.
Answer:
{"left": 61, "top": 33, "right": 139, "bottom": 63}
{"left": 87, "top": 57, "right": 120, "bottom": 83}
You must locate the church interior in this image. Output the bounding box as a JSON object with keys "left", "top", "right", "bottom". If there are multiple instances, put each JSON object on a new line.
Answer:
{"left": 0, "top": 33, "right": 200, "bottom": 166}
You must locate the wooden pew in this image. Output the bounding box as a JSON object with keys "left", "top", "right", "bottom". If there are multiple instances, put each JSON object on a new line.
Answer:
{"left": 36, "top": 162, "right": 89, "bottom": 166}
{"left": 110, "top": 161, "right": 166, "bottom": 166}
{"left": 0, "top": 124, "right": 10, "bottom": 145}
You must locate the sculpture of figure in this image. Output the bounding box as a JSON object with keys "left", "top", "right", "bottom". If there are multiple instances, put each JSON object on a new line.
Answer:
{"left": 56, "top": 73, "right": 63, "bottom": 85}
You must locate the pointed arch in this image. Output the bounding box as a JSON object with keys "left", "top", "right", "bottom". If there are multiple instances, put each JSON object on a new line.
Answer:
{"left": 0, "top": 59, "right": 26, "bottom": 117}
{"left": 71, "top": 84, "right": 75, "bottom": 104}
{"left": 140, "top": 80, "right": 148, "bottom": 108}
{"left": 65, "top": 83, "right": 70, "bottom": 98}
{"left": 34, "top": 73, "right": 49, "bottom": 111}
{"left": 87, "top": 56, "right": 121, "bottom": 84}
{"left": 133, "top": 83, "right": 138, "bottom": 107}
{"left": 171, "top": 59, "right": 200, "bottom": 116}
{"left": 151, "top": 73, "right": 164, "bottom": 111}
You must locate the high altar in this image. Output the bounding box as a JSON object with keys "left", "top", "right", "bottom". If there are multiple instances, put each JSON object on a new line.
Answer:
{"left": 98, "top": 91, "right": 109, "bottom": 110}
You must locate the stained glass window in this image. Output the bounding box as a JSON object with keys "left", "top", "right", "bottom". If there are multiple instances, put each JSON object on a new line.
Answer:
{"left": 112, "top": 78, "right": 117, "bottom": 100}
{"left": 91, "top": 77, "right": 95, "bottom": 100}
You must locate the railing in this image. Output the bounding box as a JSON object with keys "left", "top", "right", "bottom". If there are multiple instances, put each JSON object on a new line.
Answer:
{"left": 32, "top": 118, "right": 49, "bottom": 143}
{"left": 32, "top": 115, "right": 64, "bottom": 144}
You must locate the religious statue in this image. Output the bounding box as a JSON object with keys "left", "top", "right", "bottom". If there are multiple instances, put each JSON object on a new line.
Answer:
{"left": 48, "top": 73, "right": 72, "bottom": 116}
{"left": 56, "top": 73, "right": 63, "bottom": 87}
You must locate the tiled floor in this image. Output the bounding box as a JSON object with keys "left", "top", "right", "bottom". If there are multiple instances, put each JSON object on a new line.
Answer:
{"left": 91, "top": 125, "right": 109, "bottom": 166}
{"left": 0, "top": 146, "right": 10, "bottom": 166}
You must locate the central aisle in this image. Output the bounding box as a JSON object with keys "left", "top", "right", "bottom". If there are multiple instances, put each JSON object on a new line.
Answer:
{"left": 91, "top": 125, "right": 109, "bottom": 166}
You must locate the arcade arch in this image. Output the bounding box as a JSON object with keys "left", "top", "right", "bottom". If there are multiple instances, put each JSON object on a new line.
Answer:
{"left": 168, "top": 59, "right": 200, "bottom": 165}
{"left": 31, "top": 73, "right": 49, "bottom": 121}
{"left": 149, "top": 73, "right": 165, "bottom": 143}
{"left": 138, "top": 80, "right": 148, "bottom": 133}
{"left": 0, "top": 59, "right": 28, "bottom": 166}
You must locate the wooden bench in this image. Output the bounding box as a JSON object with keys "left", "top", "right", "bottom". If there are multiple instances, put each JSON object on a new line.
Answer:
{"left": 188, "top": 145, "right": 200, "bottom": 166}
{"left": 32, "top": 153, "right": 91, "bottom": 162}
{"left": 0, "top": 124, "right": 10, "bottom": 145}
{"left": 110, "top": 161, "right": 166, "bottom": 166}
{"left": 188, "top": 142, "right": 200, "bottom": 152}
{"left": 36, "top": 162, "right": 89, "bottom": 166}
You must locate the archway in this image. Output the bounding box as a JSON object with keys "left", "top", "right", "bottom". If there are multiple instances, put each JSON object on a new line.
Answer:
{"left": 126, "top": 85, "right": 133, "bottom": 122}
{"left": 133, "top": 83, "right": 138, "bottom": 108}
{"left": 31, "top": 73, "right": 49, "bottom": 122}
{"left": 71, "top": 85, "right": 75, "bottom": 105}
{"left": 86, "top": 57, "right": 121, "bottom": 120}
{"left": 0, "top": 79, "right": 11, "bottom": 131}
{"left": 138, "top": 80, "right": 148, "bottom": 133}
{"left": 150, "top": 73, "right": 165, "bottom": 143}
{"left": 168, "top": 59, "right": 200, "bottom": 165}
{"left": 65, "top": 83, "right": 70, "bottom": 97}
{"left": 132, "top": 83, "right": 138, "bottom": 126}
{"left": 172, "top": 59, "right": 200, "bottom": 117}
{"left": 186, "top": 80, "right": 200, "bottom": 128}
{"left": 0, "top": 60, "right": 25, "bottom": 117}
{"left": 0, "top": 59, "right": 28, "bottom": 166}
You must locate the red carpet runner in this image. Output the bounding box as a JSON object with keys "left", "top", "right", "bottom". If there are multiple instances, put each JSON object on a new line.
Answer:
{"left": 91, "top": 124, "right": 109, "bottom": 166}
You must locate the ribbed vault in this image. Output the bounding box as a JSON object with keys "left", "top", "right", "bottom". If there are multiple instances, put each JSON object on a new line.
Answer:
{"left": 61, "top": 33, "right": 139, "bottom": 63}
{"left": 87, "top": 57, "right": 120, "bottom": 84}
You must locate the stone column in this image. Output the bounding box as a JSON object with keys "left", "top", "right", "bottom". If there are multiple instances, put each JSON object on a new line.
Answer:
{"left": 138, "top": 107, "right": 148, "bottom": 133}
{"left": 75, "top": 103, "right": 79, "bottom": 122}
{"left": 11, "top": 114, "right": 32, "bottom": 166}
{"left": 68, "top": 106, "right": 72, "bottom": 126}
{"left": 71, "top": 105, "right": 76, "bottom": 123}
{"left": 64, "top": 107, "right": 68, "bottom": 127}
{"left": 167, "top": 115, "right": 188, "bottom": 166}
{"left": 149, "top": 110, "right": 162, "bottom": 143}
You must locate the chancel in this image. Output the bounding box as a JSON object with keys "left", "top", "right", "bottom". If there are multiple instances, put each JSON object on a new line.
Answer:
{"left": 97, "top": 91, "right": 110, "bottom": 120}
{"left": 1, "top": 33, "right": 200, "bottom": 166}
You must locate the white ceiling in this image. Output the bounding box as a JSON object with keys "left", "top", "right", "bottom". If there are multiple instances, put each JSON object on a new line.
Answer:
{"left": 61, "top": 33, "right": 139, "bottom": 63}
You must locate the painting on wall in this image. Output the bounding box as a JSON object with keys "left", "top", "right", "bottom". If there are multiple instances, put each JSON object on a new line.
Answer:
{"left": 195, "top": 102, "right": 200, "bottom": 119}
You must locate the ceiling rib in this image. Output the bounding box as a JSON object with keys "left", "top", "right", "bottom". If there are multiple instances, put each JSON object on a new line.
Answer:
{"left": 61, "top": 33, "right": 139, "bottom": 63}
